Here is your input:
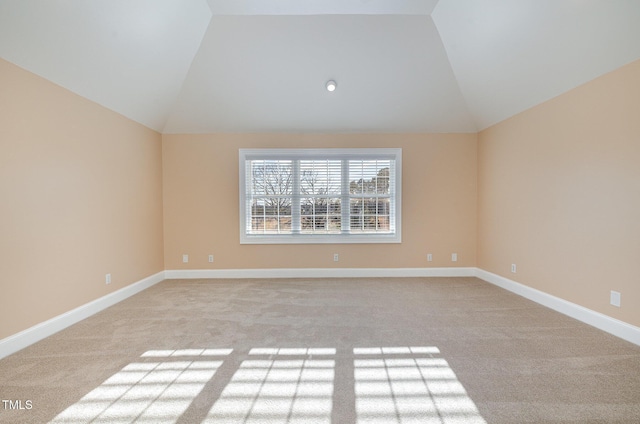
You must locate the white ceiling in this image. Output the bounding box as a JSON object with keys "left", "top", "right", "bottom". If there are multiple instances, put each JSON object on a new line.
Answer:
{"left": 1, "top": 0, "right": 639, "bottom": 133}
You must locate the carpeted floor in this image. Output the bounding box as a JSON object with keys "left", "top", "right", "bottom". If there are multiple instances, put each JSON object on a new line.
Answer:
{"left": 1, "top": 277, "right": 639, "bottom": 423}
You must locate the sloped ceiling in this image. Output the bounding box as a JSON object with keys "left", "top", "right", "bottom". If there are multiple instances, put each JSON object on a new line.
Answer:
{"left": 0, "top": 0, "right": 639, "bottom": 133}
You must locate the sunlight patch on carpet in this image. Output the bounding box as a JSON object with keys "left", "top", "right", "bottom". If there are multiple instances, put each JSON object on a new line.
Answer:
{"left": 49, "top": 346, "right": 485, "bottom": 423}
{"left": 353, "top": 350, "right": 486, "bottom": 424}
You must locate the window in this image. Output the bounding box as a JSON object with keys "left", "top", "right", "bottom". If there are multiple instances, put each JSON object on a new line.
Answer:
{"left": 239, "top": 148, "right": 401, "bottom": 244}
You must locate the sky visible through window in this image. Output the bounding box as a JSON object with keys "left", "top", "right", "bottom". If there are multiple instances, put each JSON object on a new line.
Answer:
{"left": 248, "top": 159, "right": 392, "bottom": 235}
{"left": 240, "top": 148, "right": 401, "bottom": 243}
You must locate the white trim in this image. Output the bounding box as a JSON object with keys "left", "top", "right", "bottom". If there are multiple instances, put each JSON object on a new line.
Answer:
{"left": 3, "top": 267, "right": 637, "bottom": 360}
{"left": 165, "top": 267, "right": 477, "bottom": 280}
{"left": 0, "top": 271, "right": 165, "bottom": 360}
{"left": 239, "top": 148, "right": 402, "bottom": 245}
{"left": 240, "top": 233, "right": 402, "bottom": 245}
{"left": 475, "top": 268, "right": 640, "bottom": 346}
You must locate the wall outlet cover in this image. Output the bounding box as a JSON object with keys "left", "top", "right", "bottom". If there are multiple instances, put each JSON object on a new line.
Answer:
{"left": 610, "top": 291, "right": 621, "bottom": 307}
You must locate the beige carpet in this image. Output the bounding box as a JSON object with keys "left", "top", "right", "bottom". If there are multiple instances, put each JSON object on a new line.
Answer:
{"left": 1, "top": 277, "right": 639, "bottom": 423}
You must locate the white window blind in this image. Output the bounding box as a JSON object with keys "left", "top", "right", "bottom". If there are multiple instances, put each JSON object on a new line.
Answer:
{"left": 239, "top": 148, "right": 401, "bottom": 244}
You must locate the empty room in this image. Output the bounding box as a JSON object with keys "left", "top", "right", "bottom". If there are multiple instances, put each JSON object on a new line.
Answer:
{"left": 1, "top": 1, "right": 639, "bottom": 423}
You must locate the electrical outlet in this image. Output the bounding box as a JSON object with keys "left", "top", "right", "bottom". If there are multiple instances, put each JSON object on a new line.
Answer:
{"left": 610, "top": 291, "right": 621, "bottom": 307}
{"left": 511, "top": 264, "right": 517, "bottom": 273}
{"left": 208, "top": 255, "right": 214, "bottom": 263}
{"left": 333, "top": 253, "right": 339, "bottom": 262}
{"left": 182, "top": 254, "right": 189, "bottom": 263}
{"left": 427, "top": 253, "right": 433, "bottom": 262}
{"left": 105, "top": 274, "right": 111, "bottom": 285}
{"left": 451, "top": 253, "right": 457, "bottom": 262}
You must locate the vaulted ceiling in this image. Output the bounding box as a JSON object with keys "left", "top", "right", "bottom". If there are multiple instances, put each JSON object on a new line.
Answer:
{"left": 1, "top": 0, "right": 639, "bottom": 133}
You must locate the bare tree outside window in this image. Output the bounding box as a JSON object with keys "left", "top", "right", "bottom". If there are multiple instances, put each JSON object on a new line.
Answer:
{"left": 349, "top": 164, "right": 391, "bottom": 232}
{"left": 250, "top": 160, "right": 292, "bottom": 233}
{"left": 241, "top": 148, "right": 400, "bottom": 243}
{"left": 300, "top": 160, "right": 341, "bottom": 233}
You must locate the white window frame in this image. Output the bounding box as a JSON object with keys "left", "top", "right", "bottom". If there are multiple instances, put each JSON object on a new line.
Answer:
{"left": 239, "top": 148, "right": 402, "bottom": 244}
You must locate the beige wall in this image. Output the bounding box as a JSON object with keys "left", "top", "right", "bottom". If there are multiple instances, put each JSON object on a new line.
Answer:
{"left": 163, "top": 133, "right": 477, "bottom": 270}
{"left": 5, "top": 49, "right": 638, "bottom": 344}
{"left": 0, "top": 59, "right": 164, "bottom": 339}
{"left": 478, "top": 59, "right": 640, "bottom": 327}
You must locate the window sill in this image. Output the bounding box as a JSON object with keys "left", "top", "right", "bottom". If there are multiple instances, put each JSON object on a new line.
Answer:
{"left": 240, "top": 233, "right": 401, "bottom": 244}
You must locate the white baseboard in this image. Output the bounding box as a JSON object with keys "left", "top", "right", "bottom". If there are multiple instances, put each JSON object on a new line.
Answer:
{"left": 3, "top": 268, "right": 637, "bottom": 359}
{"left": 164, "top": 267, "right": 478, "bottom": 280}
{"left": 0, "top": 271, "right": 165, "bottom": 360}
{"left": 475, "top": 268, "right": 640, "bottom": 346}
{"left": 165, "top": 267, "right": 638, "bottom": 346}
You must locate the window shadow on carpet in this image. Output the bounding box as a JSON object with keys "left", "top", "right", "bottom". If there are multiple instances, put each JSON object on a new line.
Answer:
{"left": 49, "top": 346, "right": 486, "bottom": 424}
